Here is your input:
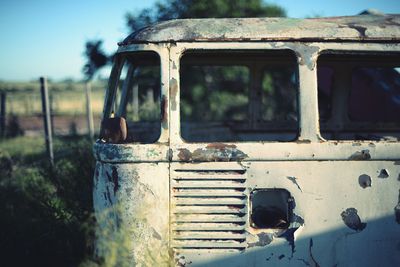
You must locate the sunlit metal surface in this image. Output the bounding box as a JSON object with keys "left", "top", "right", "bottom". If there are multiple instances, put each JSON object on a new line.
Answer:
{"left": 93, "top": 15, "right": 400, "bottom": 266}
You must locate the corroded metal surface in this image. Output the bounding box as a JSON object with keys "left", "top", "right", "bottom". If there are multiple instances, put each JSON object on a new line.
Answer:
{"left": 120, "top": 15, "right": 400, "bottom": 45}
{"left": 93, "top": 162, "right": 170, "bottom": 265}
{"left": 94, "top": 17, "right": 400, "bottom": 266}
{"left": 170, "top": 161, "right": 400, "bottom": 266}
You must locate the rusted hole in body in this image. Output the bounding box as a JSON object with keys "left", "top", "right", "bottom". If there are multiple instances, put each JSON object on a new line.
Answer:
{"left": 358, "top": 174, "right": 372, "bottom": 188}
{"left": 250, "top": 189, "right": 292, "bottom": 229}
{"left": 341, "top": 208, "right": 366, "bottom": 231}
{"left": 349, "top": 150, "right": 371, "bottom": 160}
{"left": 378, "top": 169, "right": 389, "bottom": 178}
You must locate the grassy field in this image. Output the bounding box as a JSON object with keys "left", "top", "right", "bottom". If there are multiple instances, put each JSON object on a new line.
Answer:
{"left": 0, "top": 80, "right": 106, "bottom": 116}
{"left": 0, "top": 135, "right": 99, "bottom": 267}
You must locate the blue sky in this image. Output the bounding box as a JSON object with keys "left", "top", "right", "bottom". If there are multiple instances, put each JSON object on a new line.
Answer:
{"left": 0, "top": 0, "right": 399, "bottom": 81}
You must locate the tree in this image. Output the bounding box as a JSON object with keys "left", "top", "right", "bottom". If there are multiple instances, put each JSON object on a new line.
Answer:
{"left": 82, "top": 40, "right": 109, "bottom": 81}
{"left": 126, "top": 0, "right": 286, "bottom": 32}
{"left": 83, "top": 0, "right": 286, "bottom": 78}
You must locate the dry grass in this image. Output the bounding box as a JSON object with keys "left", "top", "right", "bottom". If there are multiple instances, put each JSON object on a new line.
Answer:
{"left": 0, "top": 80, "right": 106, "bottom": 115}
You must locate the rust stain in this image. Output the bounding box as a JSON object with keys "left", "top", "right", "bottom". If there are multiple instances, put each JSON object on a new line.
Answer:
{"left": 349, "top": 150, "right": 371, "bottom": 160}
{"left": 296, "top": 139, "right": 311, "bottom": 144}
{"left": 106, "top": 187, "right": 112, "bottom": 203}
{"left": 345, "top": 23, "right": 367, "bottom": 38}
{"left": 278, "top": 227, "right": 299, "bottom": 255}
{"left": 177, "top": 145, "right": 248, "bottom": 162}
{"left": 177, "top": 148, "right": 192, "bottom": 162}
{"left": 287, "top": 176, "right": 302, "bottom": 192}
{"left": 167, "top": 148, "right": 173, "bottom": 161}
{"left": 206, "top": 143, "right": 236, "bottom": 149}
{"left": 95, "top": 169, "right": 99, "bottom": 183}
{"left": 111, "top": 166, "right": 119, "bottom": 194}
{"left": 170, "top": 78, "right": 178, "bottom": 111}
{"left": 341, "top": 208, "right": 366, "bottom": 231}
{"left": 248, "top": 233, "right": 274, "bottom": 248}
{"left": 106, "top": 170, "right": 112, "bottom": 183}
{"left": 161, "top": 95, "right": 168, "bottom": 129}
{"left": 378, "top": 169, "right": 389, "bottom": 179}
{"left": 358, "top": 174, "right": 372, "bottom": 188}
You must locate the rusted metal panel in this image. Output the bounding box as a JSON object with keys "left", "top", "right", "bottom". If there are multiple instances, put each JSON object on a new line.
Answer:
{"left": 94, "top": 18, "right": 400, "bottom": 266}
{"left": 170, "top": 141, "right": 400, "bottom": 162}
{"left": 93, "top": 162, "right": 170, "bottom": 265}
{"left": 120, "top": 15, "right": 400, "bottom": 45}
{"left": 93, "top": 142, "right": 170, "bottom": 162}
{"left": 170, "top": 161, "right": 400, "bottom": 266}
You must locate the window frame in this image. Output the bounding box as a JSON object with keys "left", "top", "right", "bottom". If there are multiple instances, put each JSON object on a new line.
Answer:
{"left": 178, "top": 49, "right": 300, "bottom": 143}
{"left": 101, "top": 47, "right": 169, "bottom": 145}
{"left": 317, "top": 51, "right": 400, "bottom": 141}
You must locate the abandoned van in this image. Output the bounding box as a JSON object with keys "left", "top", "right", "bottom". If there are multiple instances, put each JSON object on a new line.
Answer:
{"left": 93, "top": 15, "right": 400, "bottom": 266}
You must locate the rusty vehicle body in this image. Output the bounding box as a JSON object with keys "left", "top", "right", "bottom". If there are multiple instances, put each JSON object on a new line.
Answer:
{"left": 93, "top": 15, "right": 400, "bottom": 266}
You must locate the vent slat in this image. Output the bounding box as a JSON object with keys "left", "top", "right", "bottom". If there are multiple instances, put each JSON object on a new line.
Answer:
{"left": 174, "top": 205, "right": 246, "bottom": 214}
{"left": 174, "top": 248, "right": 243, "bottom": 253}
{"left": 172, "top": 180, "right": 246, "bottom": 189}
{"left": 173, "top": 173, "right": 246, "bottom": 180}
{"left": 173, "top": 222, "right": 246, "bottom": 231}
{"left": 172, "top": 168, "right": 248, "bottom": 251}
{"left": 173, "top": 189, "right": 245, "bottom": 198}
{"left": 174, "top": 231, "right": 246, "bottom": 240}
{"left": 174, "top": 214, "right": 245, "bottom": 223}
{"left": 172, "top": 240, "right": 246, "bottom": 248}
{"left": 173, "top": 197, "right": 246, "bottom": 205}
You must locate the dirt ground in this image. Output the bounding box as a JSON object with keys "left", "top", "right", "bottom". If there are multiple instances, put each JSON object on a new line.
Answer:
{"left": 11, "top": 114, "right": 102, "bottom": 136}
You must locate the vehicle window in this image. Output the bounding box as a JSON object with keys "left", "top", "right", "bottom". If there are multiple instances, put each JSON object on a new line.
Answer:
{"left": 180, "top": 50, "right": 298, "bottom": 142}
{"left": 317, "top": 53, "right": 400, "bottom": 141}
{"left": 113, "top": 51, "right": 161, "bottom": 143}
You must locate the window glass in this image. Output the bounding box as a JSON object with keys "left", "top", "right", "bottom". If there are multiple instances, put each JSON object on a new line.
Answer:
{"left": 113, "top": 51, "right": 161, "bottom": 143}
{"left": 317, "top": 53, "right": 400, "bottom": 141}
{"left": 180, "top": 50, "right": 298, "bottom": 142}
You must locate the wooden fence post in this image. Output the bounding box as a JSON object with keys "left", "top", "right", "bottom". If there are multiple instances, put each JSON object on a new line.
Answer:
{"left": 0, "top": 92, "right": 6, "bottom": 137}
{"left": 40, "top": 77, "right": 54, "bottom": 166}
{"left": 85, "top": 81, "right": 94, "bottom": 139}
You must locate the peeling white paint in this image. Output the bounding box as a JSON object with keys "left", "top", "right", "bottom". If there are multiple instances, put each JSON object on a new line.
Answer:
{"left": 94, "top": 16, "right": 400, "bottom": 266}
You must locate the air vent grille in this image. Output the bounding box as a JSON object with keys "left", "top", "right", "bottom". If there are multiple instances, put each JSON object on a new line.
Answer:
{"left": 171, "top": 169, "right": 248, "bottom": 252}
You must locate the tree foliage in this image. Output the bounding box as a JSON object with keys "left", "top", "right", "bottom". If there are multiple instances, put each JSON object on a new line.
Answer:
{"left": 83, "top": 0, "right": 286, "bottom": 78}
{"left": 126, "top": 0, "right": 286, "bottom": 32}
{"left": 0, "top": 138, "right": 97, "bottom": 267}
{"left": 82, "top": 40, "right": 109, "bottom": 80}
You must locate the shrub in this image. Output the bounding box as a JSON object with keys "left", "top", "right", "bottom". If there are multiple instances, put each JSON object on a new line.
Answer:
{"left": 0, "top": 137, "right": 97, "bottom": 267}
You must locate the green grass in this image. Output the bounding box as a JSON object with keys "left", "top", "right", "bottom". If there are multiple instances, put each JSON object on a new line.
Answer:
{"left": 0, "top": 136, "right": 45, "bottom": 158}
{"left": 0, "top": 136, "right": 99, "bottom": 267}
